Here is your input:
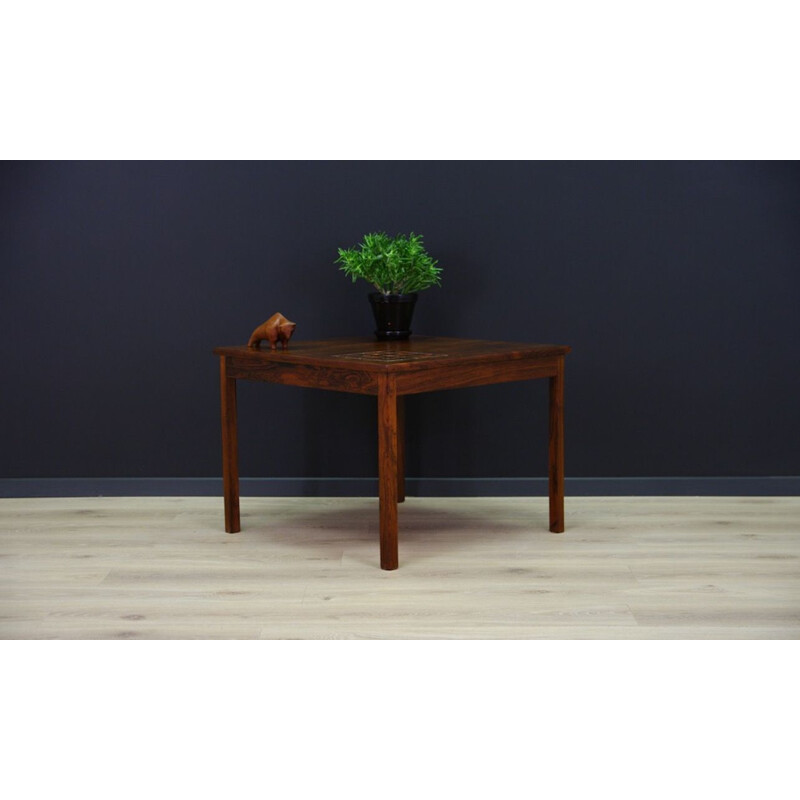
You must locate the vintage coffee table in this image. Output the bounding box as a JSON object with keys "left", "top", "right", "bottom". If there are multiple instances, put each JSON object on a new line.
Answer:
{"left": 214, "top": 337, "right": 571, "bottom": 570}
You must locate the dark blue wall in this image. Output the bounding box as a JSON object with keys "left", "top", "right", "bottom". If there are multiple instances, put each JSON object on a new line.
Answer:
{"left": 2, "top": 161, "right": 798, "bottom": 490}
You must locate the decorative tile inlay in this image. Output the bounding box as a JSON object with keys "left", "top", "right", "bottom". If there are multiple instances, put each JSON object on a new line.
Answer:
{"left": 333, "top": 350, "right": 442, "bottom": 363}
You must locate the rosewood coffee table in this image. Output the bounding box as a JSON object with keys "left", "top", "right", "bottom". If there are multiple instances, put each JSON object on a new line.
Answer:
{"left": 213, "top": 337, "right": 571, "bottom": 570}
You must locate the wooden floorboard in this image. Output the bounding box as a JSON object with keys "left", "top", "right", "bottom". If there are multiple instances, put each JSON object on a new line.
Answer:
{"left": 1, "top": 496, "right": 798, "bottom": 639}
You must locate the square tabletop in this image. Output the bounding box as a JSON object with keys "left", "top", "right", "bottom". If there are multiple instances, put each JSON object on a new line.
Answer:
{"left": 214, "top": 336, "right": 570, "bottom": 371}
{"left": 214, "top": 337, "right": 570, "bottom": 396}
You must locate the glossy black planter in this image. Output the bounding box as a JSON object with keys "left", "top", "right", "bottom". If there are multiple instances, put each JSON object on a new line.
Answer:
{"left": 369, "top": 292, "right": 418, "bottom": 340}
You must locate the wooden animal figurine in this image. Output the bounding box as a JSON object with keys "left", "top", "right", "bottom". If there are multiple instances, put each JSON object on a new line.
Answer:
{"left": 248, "top": 313, "right": 297, "bottom": 351}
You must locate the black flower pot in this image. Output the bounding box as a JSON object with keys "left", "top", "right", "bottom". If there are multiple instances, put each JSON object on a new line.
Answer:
{"left": 369, "top": 292, "right": 418, "bottom": 340}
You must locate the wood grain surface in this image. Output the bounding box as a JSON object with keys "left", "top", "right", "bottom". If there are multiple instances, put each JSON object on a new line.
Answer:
{"left": 377, "top": 376, "right": 399, "bottom": 569}
{"left": 1, "top": 496, "right": 797, "bottom": 639}
{"left": 214, "top": 337, "right": 571, "bottom": 375}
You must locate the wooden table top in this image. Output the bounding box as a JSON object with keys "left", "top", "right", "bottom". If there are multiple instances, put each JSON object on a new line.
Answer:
{"left": 214, "top": 336, "right": 571, "bottom": 373}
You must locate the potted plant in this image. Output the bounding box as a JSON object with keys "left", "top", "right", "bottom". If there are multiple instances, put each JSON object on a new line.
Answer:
{"left": 336, "top": 232, "right": 442, "bottom": 339}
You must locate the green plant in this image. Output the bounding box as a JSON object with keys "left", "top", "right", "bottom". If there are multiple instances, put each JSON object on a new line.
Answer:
{"left": 336, "top": 232, "right": 442, "bottom": 295}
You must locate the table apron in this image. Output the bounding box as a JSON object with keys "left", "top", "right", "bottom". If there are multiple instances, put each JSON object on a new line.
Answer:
{"left": 396, "top": 358, "right": 560, "bottom": 395}
{"left": 224, "top": 356, "right": 560, "bottom": 396}
{"left": 225, "top": 358, "right": 379, "bottom": 394}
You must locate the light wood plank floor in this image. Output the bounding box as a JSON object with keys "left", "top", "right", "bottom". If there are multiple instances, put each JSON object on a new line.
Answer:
{"left": 1, "top": 496, "right": 798, "bottom": 639}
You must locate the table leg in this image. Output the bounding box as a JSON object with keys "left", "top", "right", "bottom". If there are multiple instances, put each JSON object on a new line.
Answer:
{"left": 548, "top": 357, "right": 565, "bottom": 532}
{"left": 219, "top": 356, "right": 240, "bottom": 533}
{"left": 378, "top": 376, "right": 399, "bottom": 569}
{"left": 397, "top": 395, "right": 406, "bottom": 503}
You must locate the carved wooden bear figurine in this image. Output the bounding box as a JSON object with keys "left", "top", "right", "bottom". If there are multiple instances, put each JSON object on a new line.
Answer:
{"left": 248, "top": 313, "right": 296, "bottom": 351}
